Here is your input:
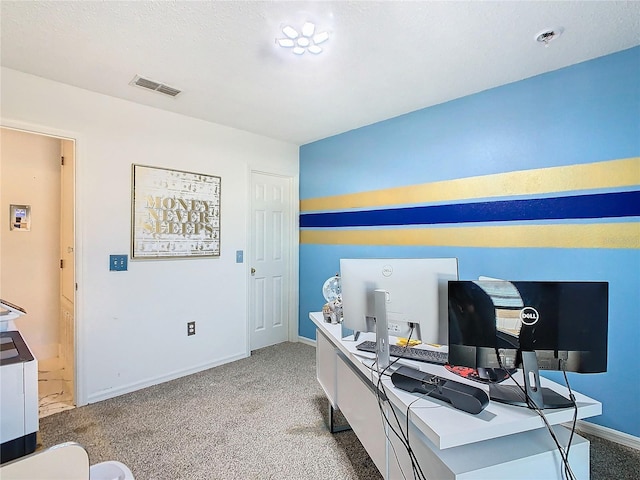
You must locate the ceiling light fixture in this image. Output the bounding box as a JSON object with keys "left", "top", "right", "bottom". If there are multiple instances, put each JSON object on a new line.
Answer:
{"left": 276, "top": 22, "right": 329, "bottom": 55}
{"left": 535, "top": 27, "right": 564, "bottom": 47}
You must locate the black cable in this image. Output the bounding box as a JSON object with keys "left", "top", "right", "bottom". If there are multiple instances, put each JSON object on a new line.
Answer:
{"left": 404, "top": 386, "right": 437, "bottom": 479}
{"left": 370, "top": 332, "right": 411, "bottom": 478}
{"left": 562, "top": 366, "right": 579, "bottom": 480}
{"left": 374, "top": 360, "right": 411, "bottom": 480}
{"left": 382, "top": 329, "right": 430, "bottom": 480}
{"left": 495, "top": 354, "right": 577, "bottom": 480}
{"left": 376, "top": 330, "right": 421, "bottom": 478}
{"left": 371, "top": 326, "right": 428, "bottom": 480}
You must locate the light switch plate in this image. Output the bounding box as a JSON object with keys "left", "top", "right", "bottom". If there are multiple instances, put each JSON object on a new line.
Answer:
{"left": 110, "top": 254, "right": 128, "bottom": 271}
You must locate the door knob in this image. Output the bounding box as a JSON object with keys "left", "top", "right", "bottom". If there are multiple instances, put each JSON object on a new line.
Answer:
{"left": 251, "top": 267, "right": 256, "bottom": 275}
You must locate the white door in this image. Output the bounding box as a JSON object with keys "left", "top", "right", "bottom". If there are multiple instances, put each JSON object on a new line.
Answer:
{"left": 59, "top": 139, "right": 75, "bottom": 404}
{"left": 249, "top": 172, "right": 292, "bottom": 350}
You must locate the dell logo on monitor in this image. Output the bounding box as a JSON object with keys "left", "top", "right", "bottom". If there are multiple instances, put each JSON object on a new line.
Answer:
{"left": 520, "top": 307, "right": 540, "bottom": 326}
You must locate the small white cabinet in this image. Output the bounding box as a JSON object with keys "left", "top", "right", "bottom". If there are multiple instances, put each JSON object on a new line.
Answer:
{"left": 316, "top": 330, "right": 338, "bottom": 408}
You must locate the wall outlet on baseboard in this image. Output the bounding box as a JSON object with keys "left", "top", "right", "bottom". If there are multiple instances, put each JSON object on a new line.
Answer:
{"left": 187, "top": 321, "right": 196, "bottom": 336}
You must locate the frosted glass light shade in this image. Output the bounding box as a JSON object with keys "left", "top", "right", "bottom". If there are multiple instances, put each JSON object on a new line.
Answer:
{"left": 277, "top": 38, "right": 295, "bottom": 47}
{"left": 313, "top": 31, "right": 329, "bottom": 44}
{"left": 282, "top": 25, "right": 299, "bottom": 39}
{"left": 302, "top": 22, "right": 315, "bottom": 37}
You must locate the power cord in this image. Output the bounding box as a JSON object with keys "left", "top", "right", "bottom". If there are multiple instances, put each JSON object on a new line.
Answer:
{"left": 370, "top": 326, "right": 429, "bottom": 480}
{"left": 367, "top": 337, "right": 579, "bottom": 479}
{"left": 496, "top": 355, "right": 578, "bottom": 480}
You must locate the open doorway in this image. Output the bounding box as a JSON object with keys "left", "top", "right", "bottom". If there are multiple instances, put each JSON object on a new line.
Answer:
{"left": 0, "top": 127, "right": 76, "bottom": 418}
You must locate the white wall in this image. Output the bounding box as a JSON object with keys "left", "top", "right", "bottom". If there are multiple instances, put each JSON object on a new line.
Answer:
{"left": 0, "top": 128, "right": 61, "bottom": 359}
{"left": 1, "top": 67, "right": 299, "bottom": 404}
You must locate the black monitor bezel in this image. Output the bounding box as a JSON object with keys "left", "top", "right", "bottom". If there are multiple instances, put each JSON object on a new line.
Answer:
{"left": 447, "top": 280, "right": 609, "bottom": 374}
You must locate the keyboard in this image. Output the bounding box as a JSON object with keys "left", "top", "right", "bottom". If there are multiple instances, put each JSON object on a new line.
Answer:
{"left": 355, "top": 340, "right": 448, "bottom": 366}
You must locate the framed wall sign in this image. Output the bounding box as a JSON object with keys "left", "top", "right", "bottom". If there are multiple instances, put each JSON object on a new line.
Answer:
{"left": 131, "top": 164, "right": 221, "bottom": 259}
{"left": 9, "top": 204, "right": 31, "bottom": 231}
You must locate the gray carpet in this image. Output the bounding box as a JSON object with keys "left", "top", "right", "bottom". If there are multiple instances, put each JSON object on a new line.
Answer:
{"left": 580, "top": 431, "right": 640, "bottom": 480}
{"left": 39, "top": 342, "right": 640, "bottom": 479}
{"left": 39, "top": 342, "right": 381, "bottom": 479}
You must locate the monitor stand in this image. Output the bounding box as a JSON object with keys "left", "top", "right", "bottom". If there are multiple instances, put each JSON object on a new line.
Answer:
{"left": 373, "top": 289, "right": 390, "bottom": 370}
{"left": 489, "top": 351, "right": 574, "bottom": 409}
{"left": 342, "top": 317, "right": 375, "bottom": 342}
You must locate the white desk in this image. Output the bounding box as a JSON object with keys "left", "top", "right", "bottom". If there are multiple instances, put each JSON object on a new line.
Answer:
{"left": 311, "top": 312, "right": 602, "bottom": 480}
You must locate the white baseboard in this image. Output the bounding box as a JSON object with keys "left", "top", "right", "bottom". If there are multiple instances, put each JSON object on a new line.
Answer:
{"left": 87, "top": 352, "right": 248, "bottom": 404}
{"left": 298, "top": 336, "right": 316, "bottom": 347}
{"left": 565, "top": 420, "right": 640, "bottom": 451}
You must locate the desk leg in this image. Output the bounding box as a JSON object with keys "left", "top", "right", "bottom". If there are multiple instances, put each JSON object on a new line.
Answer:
{"left": 328, "top": 404, "right": 352, "bottom": 434}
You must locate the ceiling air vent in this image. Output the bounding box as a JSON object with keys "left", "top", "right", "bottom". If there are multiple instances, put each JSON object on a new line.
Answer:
{"left": 130, "top": 75, "right": 181, "bottom": 97}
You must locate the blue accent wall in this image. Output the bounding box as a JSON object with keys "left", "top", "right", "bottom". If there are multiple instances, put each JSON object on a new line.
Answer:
{"left": 301, "top": 48, "right": 639, "bottom": 197}
{"left": 299, "top": 47, "right": 640, "bottom": 437}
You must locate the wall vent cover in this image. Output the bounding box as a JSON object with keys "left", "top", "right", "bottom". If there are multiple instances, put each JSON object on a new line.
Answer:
{"left": 129, "top": 75, "right": 181, "bottom": 97}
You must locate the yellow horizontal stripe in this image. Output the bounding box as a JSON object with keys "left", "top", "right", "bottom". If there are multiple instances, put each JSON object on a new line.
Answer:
{"left": 300, "top": 223, "right": 640, "bottom": 249}
{"left": 301, "top": 157, "right": 640, "bottom": 212}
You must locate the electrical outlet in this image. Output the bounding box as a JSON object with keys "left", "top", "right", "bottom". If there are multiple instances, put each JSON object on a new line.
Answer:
{"left": 187, "top": 321, "right": 196, "bottom": 336}
{"left": 388, "top": 323, "right": 401, "bottom": 333}
{"left": 109, "top": 254, "right": 128, "bottom": 271}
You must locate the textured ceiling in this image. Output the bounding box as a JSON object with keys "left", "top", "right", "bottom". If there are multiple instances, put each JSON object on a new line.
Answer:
{"left": 1, "top": 1, "right": 639, "bottom": 145}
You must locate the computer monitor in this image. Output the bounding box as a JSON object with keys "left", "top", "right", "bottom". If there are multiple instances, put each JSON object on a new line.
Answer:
{"left": 340, "top": 258, "right": 459, "bottom": 345}
{"left": 447, "top": 280, "right": 609, "bottom": 409}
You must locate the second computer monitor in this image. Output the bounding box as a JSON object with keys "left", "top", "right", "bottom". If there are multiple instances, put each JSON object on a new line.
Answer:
{"left": 448, "top": 280, "right": 609, "bottom": 409}
{"left": 340, "top": 258, "right": 459, "bottom": 345}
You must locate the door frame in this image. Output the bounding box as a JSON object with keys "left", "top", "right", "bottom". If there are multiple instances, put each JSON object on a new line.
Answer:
{"left": 1, "top": 119, "right": 86, "bottom": 407}
{"left": 246, "top": 168, "right": 299, "bottom": 355}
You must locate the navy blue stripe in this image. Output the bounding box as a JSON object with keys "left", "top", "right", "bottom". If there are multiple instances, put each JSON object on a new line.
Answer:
{"left": 299, "top": 191, "right": 640, "bottom": 228}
